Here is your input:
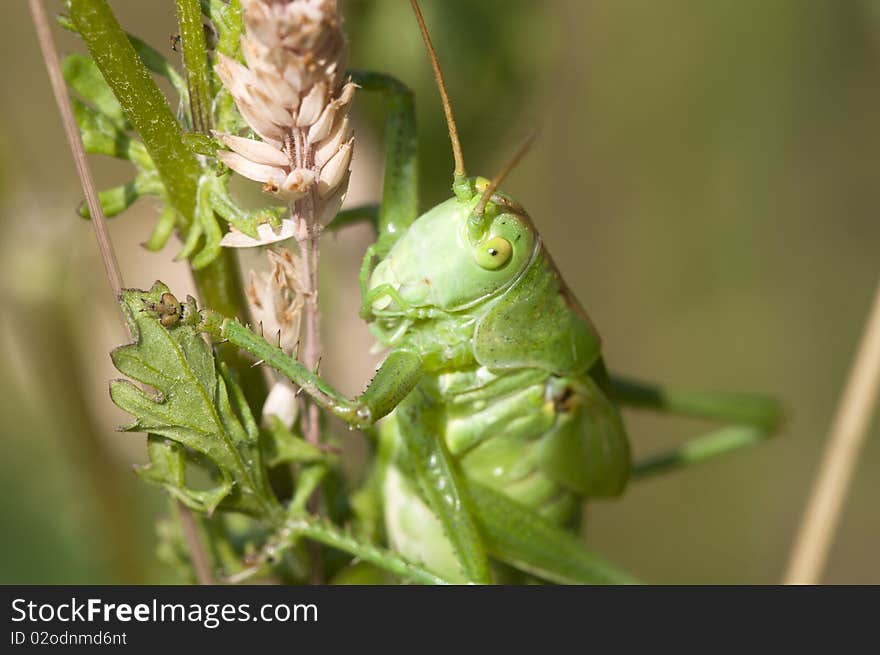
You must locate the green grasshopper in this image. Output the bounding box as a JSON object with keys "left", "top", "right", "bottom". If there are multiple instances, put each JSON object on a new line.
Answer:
{"left": 66, "top": 0, "right": 778, "bottom": 583}
{"left": 144, "top": 1, "right": 781, "bottom": 584}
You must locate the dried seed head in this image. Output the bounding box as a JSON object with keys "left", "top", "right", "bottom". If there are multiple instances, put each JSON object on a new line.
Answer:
{"left": 246, "top": 247, "right": 306, "bottom": 355}
{"left": 217, "top": 0, "right": 356, "bottom": 247}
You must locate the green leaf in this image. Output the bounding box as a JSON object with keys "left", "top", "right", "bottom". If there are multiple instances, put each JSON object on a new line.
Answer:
{"left": 70, "top": 97, "right": 150, "bottom": 165}
{"left": 207, "top": 174, "right": 280, "bottom": 240}
{"left": 202, "top": 0, "right": 246, "bottom": 133}
{"left": 263, "top": 415, "right": 327, "bottom": 468}
{"left": 175, "top": 174, "right": 226, "bottom": 268}
{"left": 77, "top": 174, "right": 163, "bottom": 219}
{"left": 203, "top": 0, "right": 243, "bottom": 60}
{"left": 61, "top": 53, "right": 128, "bottom": 130}
{"left": 144, "top": 205, "right": 179, "bottom": 252}
{"left": 136, "top": 436, "right": 231, "bottom": 514}
{"left": 110, "top": 282, "right": 280, "bottom": 519}
{"left": 190, "top": 175, "right": 223, "bottom": 269}
{"left": 57, "top": 14, "right": 189, "bottom": 101}
{"left": 70, "top": 0, "right": 202, "bottom": 226}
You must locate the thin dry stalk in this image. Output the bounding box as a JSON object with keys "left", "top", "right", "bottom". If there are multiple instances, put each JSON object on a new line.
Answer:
{"left": 29, "top": 0, "right": 214, "bottom": 585}
{"left": 177, "top": 503, "right": 215, "bottom": 584}
{"left": 784, "top": 279, "right": 880, "bottom": 584}
{"left": 28, "top": 0, "right": 123, "bottom": 301}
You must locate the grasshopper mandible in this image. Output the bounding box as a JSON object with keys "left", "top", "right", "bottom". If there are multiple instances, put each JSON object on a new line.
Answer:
{"left": 164, "top": 1, "right": 783, "bottom": 583}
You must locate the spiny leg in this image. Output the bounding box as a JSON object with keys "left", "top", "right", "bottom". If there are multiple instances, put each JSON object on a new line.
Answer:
{"left": 200, "top": 310, "right": 492, "bottom": 582}
{"left": 201, "top": 310, "right": 422, "bottom": 427}
{"left": 606, "top": 372, "right": 783, "bottom": 479}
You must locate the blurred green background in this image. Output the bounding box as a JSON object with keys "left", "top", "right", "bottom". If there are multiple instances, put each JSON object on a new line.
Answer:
{"left": 1, "top": 0, "right": 878, "bottom": 584}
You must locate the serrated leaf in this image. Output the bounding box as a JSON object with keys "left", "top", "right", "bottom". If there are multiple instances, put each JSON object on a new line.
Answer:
{"left": 111, "top": 282, "right": 279, "bottom": 518}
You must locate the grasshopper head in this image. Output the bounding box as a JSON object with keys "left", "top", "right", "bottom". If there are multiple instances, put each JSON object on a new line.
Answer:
{"left": 370, "top": 2, "right": 541, "bottom": 316}
{"left": 368, "top": 183, "right": 538, "bottom": 314}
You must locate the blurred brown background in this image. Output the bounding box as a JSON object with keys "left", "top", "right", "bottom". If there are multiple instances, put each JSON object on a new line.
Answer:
{"left": 1, "top": 0, "right": 878, "bottom": 584}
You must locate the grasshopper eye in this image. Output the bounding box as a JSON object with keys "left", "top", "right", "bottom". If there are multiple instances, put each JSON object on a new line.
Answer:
{"left": 475, "top": 236, "right": 512, "bottom": 270}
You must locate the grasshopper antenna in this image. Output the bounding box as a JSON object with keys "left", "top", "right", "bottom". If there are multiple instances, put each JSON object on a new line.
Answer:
{"left": 472, "top": 133, "right": 536, "bottom": 228}
{"left": 410, "top": 0, "right": 466, "bottom": 182}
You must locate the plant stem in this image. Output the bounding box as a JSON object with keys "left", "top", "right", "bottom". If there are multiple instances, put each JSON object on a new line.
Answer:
{"left": 292, "top": 194, "right": 325, "bottom": 584}
{"left": 300, "top": 225, "right": 323, "bottom": 448}
{"left": 32, "top": 0, "right": 204, "bottom": 584}
{"left": 69, "top": 0, "right": 201, "bottom": 223}
{"left": 31, "top": 0, "right": 123, "bottom": 301}
{"left": 784, "top": 279, "right": 880, "bottom": 584}
{"left": 176, "top": 502, "right": 214, "bottom": 584}
{"left": 64, "top": 0, "right": 269, "bottom": 576}
{"left": 172, "top": 0, "right": 266, "bottom": 412}
{"left": 175, "top": 0, "right": 213, "bottom": 133}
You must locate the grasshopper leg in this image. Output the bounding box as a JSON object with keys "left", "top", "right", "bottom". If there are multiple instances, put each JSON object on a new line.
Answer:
{"left": 606, "top": 372, "right": 783, "bottom": 479}
{"left": 201, "top": 311, "right": 493, "bottom": 582}
{"left": 348, "top": 70, "right": 419, "bottom": 255}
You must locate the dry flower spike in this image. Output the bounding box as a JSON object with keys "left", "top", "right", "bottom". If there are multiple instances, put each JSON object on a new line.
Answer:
{"left": 217, "top": 0, "right": 355, "bottom": 247}
{"left": 246, "top": 247, "right": 306, "bottom": 357}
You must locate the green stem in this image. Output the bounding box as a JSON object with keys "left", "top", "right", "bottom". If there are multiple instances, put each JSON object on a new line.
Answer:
{"left": 70, "top": 0, "right": 266, "bottom": 416}
{"left": 70, "top": 0, "right": 200, "bottom": 223}
{"left": 176, "top": 0, "right": 213, "bottom": 133}
{"left": 173, "top": 0, "right": 266, "bottom": 413}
